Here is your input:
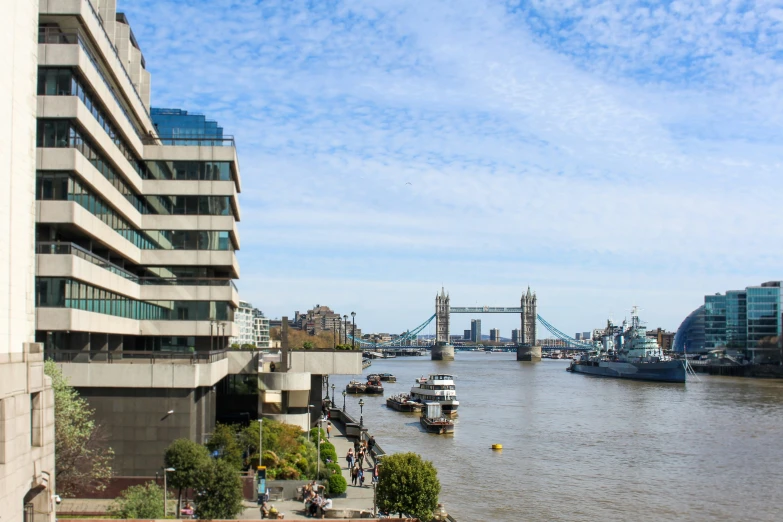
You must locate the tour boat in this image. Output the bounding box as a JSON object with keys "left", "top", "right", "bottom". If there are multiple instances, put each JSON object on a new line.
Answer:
{"left": 410, "top": 374, "right": 459, "bottom": 415}
{"left": 364, "top": 378, "right": 384, "bottom": 394}
{"left": 386, "top": 393, "right": 424, "bottom": 412}
{"left": 420, "top": 402, "right": 454, "bottom": 434}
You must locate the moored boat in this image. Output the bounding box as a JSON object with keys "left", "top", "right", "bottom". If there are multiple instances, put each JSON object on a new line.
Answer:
{"left": 365, "top": 378, "right": 384, "bottom": 394}
{"left": 420, "top": 402, "right": 454, "bottom": 434}
{"left": 378, "top": 372, "right": 397, "bottom": 382}
{"left": 410, "top": 374, "right": 459, "bottom": 415}
{"left": 386, "top": 393, "right": 424, "bottom": 412}
{"left": 346, "top": 380, "right": 366, "bottom": 393}
{"left": 568, "top": 308, "right": 686, "bottom": 383}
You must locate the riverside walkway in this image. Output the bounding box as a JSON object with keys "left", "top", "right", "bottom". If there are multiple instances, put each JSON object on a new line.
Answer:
{"left": 240, "top": 412, "right": 379, "bottom": 520}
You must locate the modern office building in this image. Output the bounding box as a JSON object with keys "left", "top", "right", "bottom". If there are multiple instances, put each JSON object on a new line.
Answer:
{"left": 470, "top": 319, "right": 482, "bottom": 343}
{"left": 35, "top": 0, "right": 242, "bottom": 476}
{"left": 151, "top": 107, "right": 223, "bottom": 144}
{"left": 2, "top": 1, "right": 57, "bottom": 519}
{"left": 464, "top": 329, "right": 471, "bottom": 340}
{"left": 489, "top": 328, "right": 500, "bottom": 341}
{"left": 675, "top": 281, "right": 782, "bottom": 361}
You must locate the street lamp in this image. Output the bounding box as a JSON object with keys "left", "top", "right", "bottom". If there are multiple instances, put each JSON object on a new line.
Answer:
{"left": 342, "top": 390, "right": 347, "bottom": 411}
{"left": 343, "top": 315, "right": 348, "bottom": 345}
{"left": 432, "top": 503, "right": 449, "bottom": 521}
{"left": 351, "top": 312, "right": 356, "bottom": 349}
{"left": 163, "top": 467, "right": 175, "bottom": 516}
{"left": 331, "top": 384, "right": 335, "bottom": 405}
{"left": 359, "top": 398, "right": 365, "bottom": 427}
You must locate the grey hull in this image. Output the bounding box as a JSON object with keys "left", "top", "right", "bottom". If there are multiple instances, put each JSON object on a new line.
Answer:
{"left": 569, "top": 360, "right": 686, "bottom": 383}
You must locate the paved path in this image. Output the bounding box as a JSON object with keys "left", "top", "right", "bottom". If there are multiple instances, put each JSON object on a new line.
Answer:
{"left": 240, "top": 419, "right": 378, "bottom": 520}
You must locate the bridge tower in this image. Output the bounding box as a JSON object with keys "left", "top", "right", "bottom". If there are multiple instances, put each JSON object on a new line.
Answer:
{"left": 433, "top": 287, "right": 455, "bottom": 361}
{"left": 517, "top": 286, "right": 542, "bottom": 361}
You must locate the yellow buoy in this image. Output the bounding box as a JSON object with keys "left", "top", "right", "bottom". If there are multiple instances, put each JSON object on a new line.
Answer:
{"left": 491, "top": 444, "right": 503, "bottom": 450}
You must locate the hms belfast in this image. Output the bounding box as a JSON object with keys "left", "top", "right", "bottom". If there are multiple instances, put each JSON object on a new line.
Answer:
{"left": 568, "top": 308, "right": 686, "bottom": 383}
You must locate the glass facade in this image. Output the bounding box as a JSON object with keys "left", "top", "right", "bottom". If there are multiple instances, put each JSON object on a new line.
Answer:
{"left": 704, "top": 294, "right": 727, "bottom": 350}
{"left": 151, "top": 107, "right": 223, "bottom": 140}
{"left": 36, "top": 172, "right": 235, "bottom": 250}
{"left": 673, "top": 305, "right": 705, "bottom": 353}
{"left": 144, "top": 160, "right": 232, "bottom": 181}
{"left": 36, "top": 277, "right": 234, "bottom": 321}
{"left": 725, "top": 291, "right": 747, "bottom": 349}
{"left": 746, "top": 285, "right": 781, "bottom": 352}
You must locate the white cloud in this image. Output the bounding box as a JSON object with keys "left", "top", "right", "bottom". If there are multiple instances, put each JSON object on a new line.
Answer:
{"left": 124, "top": 0, "right": 783, "bottom": 334}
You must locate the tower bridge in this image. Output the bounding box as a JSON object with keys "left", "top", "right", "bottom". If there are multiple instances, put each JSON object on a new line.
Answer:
{"left": 347, "top": 286, "right": 595, "bottom": 360}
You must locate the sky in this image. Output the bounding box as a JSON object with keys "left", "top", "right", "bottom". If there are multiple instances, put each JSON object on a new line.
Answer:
{"left": 123, "top": 0, "right": 783, "bottom": 337}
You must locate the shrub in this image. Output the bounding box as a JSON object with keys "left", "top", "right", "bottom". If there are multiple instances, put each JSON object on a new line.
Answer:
{"left": 328, "top": 473, "right": 347, "bottom": 496}
{"left": 326, "top": 462, "right": 342, "bottom": 476}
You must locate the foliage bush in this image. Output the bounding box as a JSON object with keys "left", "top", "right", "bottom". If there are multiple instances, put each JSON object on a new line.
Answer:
{"left": 108, "top": 482, "right": 164, "bottom": 519}
{"left": 376, "top": 452, "right": 440, "bottom": 521}
{"left": 328, "top": 473, "right": 348, "bottom": 496}
{"left": 320, "top": 441, "right": 338, "bottom": 464}
{"left": 326, "top": 462, "right": 342, "bottom": 476}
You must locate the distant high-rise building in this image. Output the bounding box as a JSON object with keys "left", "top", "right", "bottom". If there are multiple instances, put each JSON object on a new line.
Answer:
{"left": 575, "top": 333, "right": 582, "bottom": 340}
{"left": 490, "top": 328, "right": 500, "bottom": 341}
{"left": 464, "top": 329, "right": 471, "bottom": 340}
{"left": 471, "top": 319, "right": 482, "bottom": 343}
{"left": 583, "top": 332, "right": 591, "bottom": 340}
{"left": 511, "top": 329, "right": 521, "bottom": 344}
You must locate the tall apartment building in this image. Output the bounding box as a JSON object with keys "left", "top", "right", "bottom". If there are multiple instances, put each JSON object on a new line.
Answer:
{"left": 34, "top": 0, "right": 241, "bottom": 476}
{"left": 511, "top": 328, "right": 520, "bottom": 344}
{"left": 471, "top": 319, "right": 482, "bottom": 343}
{"left": 2, "top": 1, "right": 56, "bottom": 519}
{"left": 489, "top": 328, "right": 500, "bottom": 341}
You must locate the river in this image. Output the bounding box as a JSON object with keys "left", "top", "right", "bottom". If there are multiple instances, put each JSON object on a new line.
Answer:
{"left": 328, "top": 352, "right": 783, "bottom": 521}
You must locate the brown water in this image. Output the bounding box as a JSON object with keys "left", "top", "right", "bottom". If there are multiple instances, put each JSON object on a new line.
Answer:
{"left": 330, "top": 352, "right": 783, "bottom": 521}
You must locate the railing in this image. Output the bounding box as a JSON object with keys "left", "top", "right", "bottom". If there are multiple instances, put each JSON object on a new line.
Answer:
{"left": 36, "top": 242, "right": 237, "bottom": 289}
{"left": 141, "top": 136, "right": 236, "bottom": 147}
{"left": 36, "top": 241, "right": 139, "bottom": 282}
{"left": 46, "top": 349, "right": 228, "bottom": 364}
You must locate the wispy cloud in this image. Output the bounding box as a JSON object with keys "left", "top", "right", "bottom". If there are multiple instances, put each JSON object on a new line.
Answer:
{"left": 123, "top": 0, "right": 783, "bottom": 334}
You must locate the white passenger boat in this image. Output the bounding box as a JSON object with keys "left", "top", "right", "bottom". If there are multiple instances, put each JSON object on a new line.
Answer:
{"left": 410, "top": 374, "right": 459, "bottom": 416}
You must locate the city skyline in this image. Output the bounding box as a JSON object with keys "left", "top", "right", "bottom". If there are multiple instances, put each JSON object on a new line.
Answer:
{"left": 123, "top": 0, "right": 783, "bottom": 334}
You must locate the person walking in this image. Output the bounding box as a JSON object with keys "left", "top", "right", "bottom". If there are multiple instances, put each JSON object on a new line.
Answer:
{"left": 351, "top": 464, "right": 359, "bottom": 486}
{"left": 357, "top": 447, "right": 365, "bottom": 470}
{"left": 358, "top": 467, "right": 365, "bottom": 487}
{"left": 346, "top": 448, "right": 354, "bottom": 469}
{"left": 367, "top": 435, "right": 376, "bottom": 456}
{"left": 326, "top": 421, "right": 332, "bottom": 439}
{"left": 372, "top": 463, "right": 379, "bottom": 484}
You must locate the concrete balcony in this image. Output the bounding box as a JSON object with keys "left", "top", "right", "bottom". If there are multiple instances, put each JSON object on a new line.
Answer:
{"left": 259, "top": 371, "right": 311, "bottom": 391}
{"left": 288, "top": 350, "right": 363, "bottom": 375}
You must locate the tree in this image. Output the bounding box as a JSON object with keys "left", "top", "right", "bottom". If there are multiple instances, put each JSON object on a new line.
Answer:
{"left": 376, "top": 453, "right": 440, "bottom": 520}
{"left": 164, "top": 439, "right": 211, "bottom": 514}
{"left": 44, "top": 360, "right": 113, "bottom": 497}
{"left": 193, "top": 459, "right": 244, "bottom": 519}
{"left": 108, "top": 482, "right": 165, "bottom": 519}
{"left": 206, "top": 424, "right": 244, "bottom": 470}
{"left": 328, "top": 473, "right": 347, "bottom": 496}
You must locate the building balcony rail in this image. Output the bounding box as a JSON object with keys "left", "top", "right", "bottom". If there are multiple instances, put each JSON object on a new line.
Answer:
{"left": 36, "top": 242, "right": 237, "bottom": 290}
{"left": 37, "top": 241, "right": 138, "bottom": 282}
{"left": 45, "top": 348, "right": 228, "bottom": 364}
{"left": 141, "top": 136, "right": 236, "bottom": 147}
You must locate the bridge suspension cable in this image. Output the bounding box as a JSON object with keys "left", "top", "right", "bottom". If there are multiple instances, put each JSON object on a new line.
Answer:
{"left": 537, "top": 314, "right": 595, "bottom": 350}
{"left": 348, "top": 314, "right": 436, "bottom": 347}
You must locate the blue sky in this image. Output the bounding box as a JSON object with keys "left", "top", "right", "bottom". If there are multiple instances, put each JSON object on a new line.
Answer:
{"left": 123, "top": 0, "right": 783, "bottom": 337}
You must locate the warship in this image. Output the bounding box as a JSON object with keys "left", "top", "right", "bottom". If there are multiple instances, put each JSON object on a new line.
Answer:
{"left": 567, "top": 307, "right": 686, "bottom": 383}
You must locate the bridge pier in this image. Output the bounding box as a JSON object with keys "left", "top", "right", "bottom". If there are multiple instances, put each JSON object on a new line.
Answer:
{"left": 431, "top": 342, "right": 455, "bottom": 361}
{"left": 517, "top": 345, "right": 542, "bottom": 362}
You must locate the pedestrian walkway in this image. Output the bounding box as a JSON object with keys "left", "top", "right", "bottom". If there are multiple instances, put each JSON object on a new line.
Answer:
{"left": 240, "top": 419, "right": 377, "bottom": 520}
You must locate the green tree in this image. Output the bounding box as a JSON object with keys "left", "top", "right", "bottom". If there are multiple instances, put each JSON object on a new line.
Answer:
{"left": 164, "top": 439, "right": 211, "bottom": 514}
{"left": 206, "top": 423, "right": 244, "bottom": 470}
{"left": 193, "top": 459, "right": 244, "bottom": 519}
{"left": 376, "top": 453, "right": 440, "bottom": 520}
{"left": 44, "top": 360, "right": 113, "bottom": 497}
{"left": 108, "top": 482, "right": 165, "bottom": 519}
{"left": 328, "top": 473, "right": 347, "bottom": 496}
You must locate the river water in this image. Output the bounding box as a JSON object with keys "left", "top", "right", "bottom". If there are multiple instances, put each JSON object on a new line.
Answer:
{"left": 329, "top": 352, "right": 783, "bottom": 521}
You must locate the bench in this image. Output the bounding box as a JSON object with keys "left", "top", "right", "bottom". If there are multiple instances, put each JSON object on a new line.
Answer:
{"left": 267, "top": 486, "right": 285, "bottom": 501}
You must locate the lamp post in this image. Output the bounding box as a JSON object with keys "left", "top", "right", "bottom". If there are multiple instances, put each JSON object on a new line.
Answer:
{"left": 316, "top": 416, "right": 324, "bottom": 479}
{"left": 333, "top": 323, "right": 336, "bottom": 349}
{"left": 343, "top": 315, "right": 348, "bottom": 345}
{"left": 342, "top": 390, "right": 346, "bottom": 411}
{"left": 325, "top": 375, "right": 330, "bottom": 402}
{"left": 331, "top": 384, "right": 335, "bottom": 406}
{"left": 163, "top": 467, "right": 175, "bottom": 516}
{"left": 432, "top": 503, "right": 449, "bottom": 521}
{"left": 351, "top": 311, "right": 356, "bottom": 349}
{"left": 359, "top": 398, "right": 365, "bottom": 427}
